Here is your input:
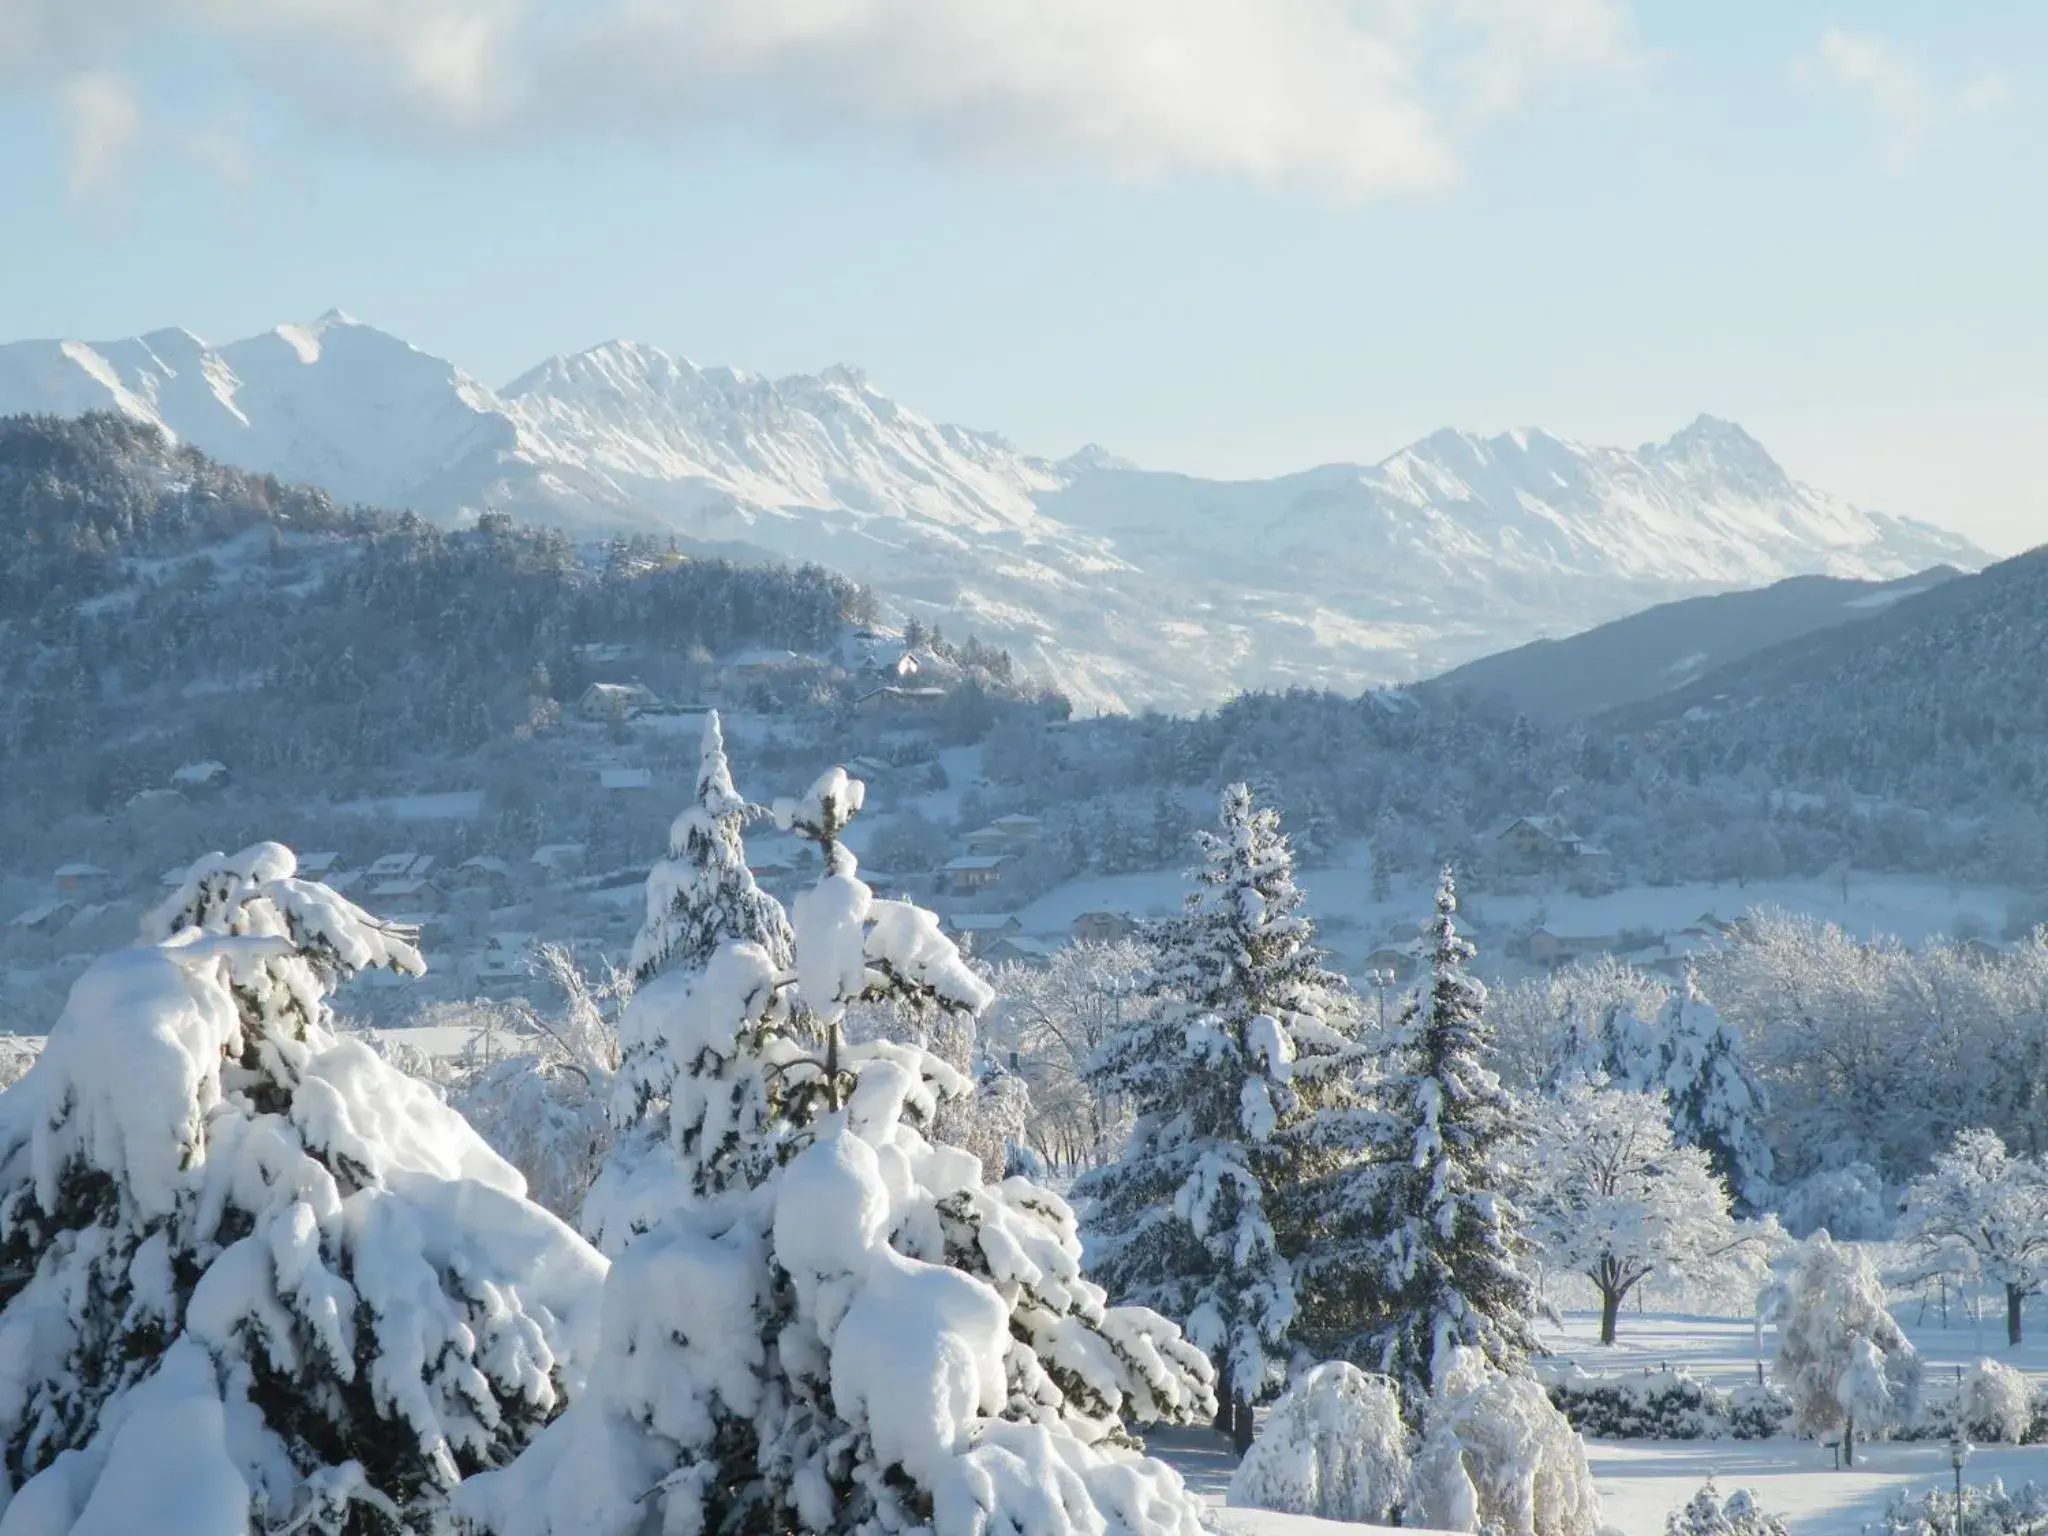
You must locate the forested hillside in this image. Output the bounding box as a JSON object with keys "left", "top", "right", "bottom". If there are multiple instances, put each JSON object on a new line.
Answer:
{"left": 0, "top": 414, "right": 872, "bottom": 818}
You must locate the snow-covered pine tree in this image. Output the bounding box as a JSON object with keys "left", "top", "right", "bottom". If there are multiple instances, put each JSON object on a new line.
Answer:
{"left": 582, "top": 710, "right": 801, "bottom": 1249}
{"left": 1076, "top": 782, "right": 1353, "bottom": 1445}
{"left": 458, "top": 762, "right": 1216, "bottom": 1536}
{"left": 1656, "top": 969, "right": 1775, "bottom": 1210}
{"left": 0, "top": 844, "right": 605, "bottom": 1535}
{"left": 1325, "top": 868, "right": 1541, "bottom": 1417}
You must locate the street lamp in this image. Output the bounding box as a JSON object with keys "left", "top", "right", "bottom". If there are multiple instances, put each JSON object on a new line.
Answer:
{"left": 1949, "top": 1433, "right": 1971, "bottom": 1536}
{"left": 1367, "top": 967, "right": 1395, "bottom": 1033}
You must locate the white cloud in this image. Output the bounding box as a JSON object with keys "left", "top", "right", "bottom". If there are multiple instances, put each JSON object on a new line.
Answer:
{"left": 1798, "top": 28, "right": 2010, "bottom": 174}
{"left": 0, "top": 0, "right": 1642, "bottom": 200}
{"left": 59, "top": 70, "right": 140, "bottom": 201}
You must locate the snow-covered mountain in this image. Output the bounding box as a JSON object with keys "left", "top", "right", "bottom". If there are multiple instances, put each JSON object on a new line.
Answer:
{"left": 0, "top": 312, "right": 1987, "bottom": 711}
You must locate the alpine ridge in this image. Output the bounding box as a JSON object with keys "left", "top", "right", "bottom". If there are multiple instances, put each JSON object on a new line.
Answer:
{"left": 0, "top": 313, "right": 1987, "bottom": 712}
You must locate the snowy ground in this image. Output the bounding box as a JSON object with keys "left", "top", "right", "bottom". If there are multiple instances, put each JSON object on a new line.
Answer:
{"left": 1016, "top": 854, "right": 2023, "bottom": 977}
{"left": 1147, "top": 1307, "right": 2048, "bottom": 1536}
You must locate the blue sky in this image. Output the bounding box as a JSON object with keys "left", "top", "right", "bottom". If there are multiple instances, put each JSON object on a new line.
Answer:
{"left": 0, "top": 1, "right": 2041, "bottom": 551}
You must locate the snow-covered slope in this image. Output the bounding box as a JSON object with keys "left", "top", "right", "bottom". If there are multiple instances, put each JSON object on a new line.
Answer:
{"left": 0, "top": 314, "right": 1987, "bottom": 712}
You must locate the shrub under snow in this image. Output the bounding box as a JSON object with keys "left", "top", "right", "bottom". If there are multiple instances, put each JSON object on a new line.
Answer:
{"left": 1958, "top": 1357, "right": 2035, "bottom": 1444}
{"left": 1667, "top": 1478, "right": 1790, "bottom": 1536}
{"left": 1226, "top": 1362, "right": 1410, "bottom": 1524}
{"left": 0, "top": 844, "right": 606, "bottom": 1535}
{"left": 1409, "top": 1348, "right": 1604, "bottom": 1536}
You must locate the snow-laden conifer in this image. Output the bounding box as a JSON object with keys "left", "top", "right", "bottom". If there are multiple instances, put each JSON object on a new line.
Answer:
{"left": 1076, "top": 783, "right": 1352, "bottom": 1438}
{"left": 1656, "top": 970, "right": 1774, "bottom": 1210}
{"left": 1319, "top": 869, "right": 1540, "bottom": 1414}
{"left": 458, "top": 757, "right": 1215, "bottom": 1536}
{"left": 0, "top": 844, "right": 605, "bottom": 1534}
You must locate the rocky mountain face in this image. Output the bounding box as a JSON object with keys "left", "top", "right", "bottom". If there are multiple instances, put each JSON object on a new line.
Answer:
{"left": 0, "top": 312, "right": 1987, "bottom": 711}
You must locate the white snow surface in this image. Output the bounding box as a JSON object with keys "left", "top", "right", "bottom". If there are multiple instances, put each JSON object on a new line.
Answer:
{"left": 0, "top": 315, "right": 1987, "bottom": 711}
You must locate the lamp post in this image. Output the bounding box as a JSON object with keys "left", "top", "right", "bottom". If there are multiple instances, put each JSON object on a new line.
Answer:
{"left": 1949, "top": 1432, "right": 1971, "bottom": 1536}
{"left": 1367, "top": 967, "right": 1395, "bottom": 1033}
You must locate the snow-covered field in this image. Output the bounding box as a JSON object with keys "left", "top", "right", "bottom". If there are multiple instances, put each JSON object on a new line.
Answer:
{"left": 1019, "top": 857, "right": 2023, "bottom": 971}
{"left": 1142, "top": 1308, "right": 2048, "bottom": 1536}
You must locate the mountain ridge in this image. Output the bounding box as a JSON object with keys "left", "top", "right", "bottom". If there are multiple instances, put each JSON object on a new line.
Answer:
{"left": 0, "top": 313, "right": 1988, "bottom": 712}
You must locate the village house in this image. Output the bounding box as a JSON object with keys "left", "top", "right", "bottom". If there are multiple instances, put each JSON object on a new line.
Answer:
{"left": 296, "top": 851, "right": 345, "bottom": 880}
{"left": 940, "top": 854, "right": 1010, "bottom": 897}
{"left": 7, "top": 900, "right": 77, "bottom": 938}
{"left": 978, "top": 934, "right": 1055, "bottom": 968}
{"left": 1494, "top": 815, "right": 1583, "bottom": 875}
{"left": 1071, "top": 911, "right": 1139, "bottom": 945}
{"left": 451, "top": 856, "right": 518, "bottom": 904}
{"left": 853, "top": 685, "right": 948, "bottom": 717}
{"left": 366, "top": 851, "right": 423, "bottom": 881}
{"left": 365, "top": 875, "right": 446, "bottom": 914}
{"left": 531, "top": 843, "right": 588, "bottom": 880}
{"left": 470, "top": 931, "right": 538, "bottom": 989}
{"left": 577, "top": 682, "right": 658, "bottom": 723}
{"left": 170, "top": 759, "right": 231, "bottom": 796}
{"left": 1525, "top": 927, "right": 1617, "bottom": 969}
{"left": 1360, "top": 937, "right": 1426, "bottom": 984}
{"left": 125, "top": 788, "right": 188, "bottom": 814}
{"left": 53, "top": 863, "right": 110, "bottom": 901}
{"left": 963, "top": 814, "right": 1045, "bottom": 858}
{"left": 943, "top": 913, "right": 1024, "bottom": 946}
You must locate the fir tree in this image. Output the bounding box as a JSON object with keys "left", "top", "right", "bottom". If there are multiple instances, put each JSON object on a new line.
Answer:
{"left": 1656, "top": 969, "right": 1774, "bottom": 1210}
{"left": 461, "top": 760, "right": 1216, "bottom": 1536}
{"left": 0, "top": 844, "right": 604, "bottom": 1533}
{"left": 1323, "top": 868, "right": 1540, "bottom": 1416}
{"left": 1077, "top": 783, "right": 1352, "bottom": 1446}
{"left": 585, "top": 713, "right": 802, "bottom": 1247}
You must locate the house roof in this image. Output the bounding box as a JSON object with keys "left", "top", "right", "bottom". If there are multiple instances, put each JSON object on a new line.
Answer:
{"left": 989, "top": 814, "right": 1042, "bottom": 831}
{"left": 459, "top": 855, "right": 514, "bottom": 876}
{"left": 531, "top": 843, "right": 587, "bottom": 865}
{"left": 943, "top": 855, "right": 1011, "bottom": 872}
{"left": 368, "top": 877, "right": 432, "bottom": 897}
{"left": 8, "top": 901, "right": 74, "bottom": 928}
{"left": 947, "top": 914, "right": 1022, "bottom": 932}
{"left": 296, "top": 851, "right": 342, "bottom": 875}
{"left": 367, "top": 852, "right": 420, "bottom": 875}
{"left": 582, "top": 681, "right": 655, "bottom": 699}
{"left": 171, "top": 759, "right": 229, "bottom": 784}
{"left": 53, "top": 863, "right": 108, "bottom": 878}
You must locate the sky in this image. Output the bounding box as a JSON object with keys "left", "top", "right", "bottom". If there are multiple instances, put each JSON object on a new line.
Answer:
{"left": 0, "top": 1, "right": 2042, "bottom": 553}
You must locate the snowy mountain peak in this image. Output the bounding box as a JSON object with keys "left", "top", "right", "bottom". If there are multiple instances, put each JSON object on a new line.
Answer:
{"left": 0, "top": 313, "right": 1992, "bottom": 713}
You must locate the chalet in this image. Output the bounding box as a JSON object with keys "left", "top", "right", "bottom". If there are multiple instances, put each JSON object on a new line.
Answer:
{"left": 1494, "top": 815, "right": 1579, "bottom": 874}
{"left": 854, "top": 685, "right": 947, "bottom": 716}
{"left": 979, "top": 935, "right": 1055, "bottom": 968}
{"left": 578, "top": 682, "right": 658, "bottom": 723}
{"left": 7, "top": 901, "right": 76, "bottom": 936}
{"left": 944, "top": 913, "right": 1024, "bottom": 946}
{"left": 125, "top": 788, "right": 188, "bottom": 814}
{"left": 1526, "top": 927, "right": 1616, "bottom": 969}
{"left": 1071, "top": 911, "right": 1139, "bottom": 945}
{"left": 1360, "top": 939, "right": 1425, "bottom": 983}
{"left": 598, "top": 767, "right": 653, "bottom": 793}
{"left": 472, "top": 932, "right": 538, "bottom": 987}
{"left": 452, "top": 856, "right": 517, "bottom": 903}
{"left": 365, "top": 876, "right": 446, "bottom": 913}
{"left": 531, "top": 843, "right": 588, "bottom": 879}
{"left": 296, "top": 851, "right": 345, "bottom": 879}
{"left": 963, "top": 815, "right": 1044, "bottom": 858}
{"left": 53, "top": 863, "right": 110, "bottom": 900}
{"left": 940, "top": 854, "right": 1010, "bottom": 896}
{"left": 366, "top": 851, "right": 423, "bottom": 881}
{"left": 170, "top": 759, "right": 231, "bottom": 795}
